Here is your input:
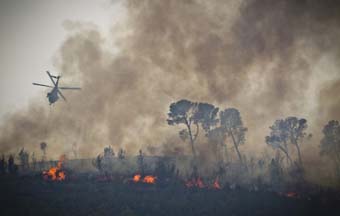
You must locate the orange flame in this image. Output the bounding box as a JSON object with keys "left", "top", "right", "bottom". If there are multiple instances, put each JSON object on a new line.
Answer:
{"left": 213, "top": 178, "right": 221, "bottom": 189}
{"left": 133, "top": 174, "right": 141, "bottom": 182}
{"left": 132, "top": 174, "right": 157, "bottom": 184}
{"left": 143, "top": 175, "right": 156, "bottom": 184}
{"left": 43, "top": 155, "right": 66, "bottom": 181}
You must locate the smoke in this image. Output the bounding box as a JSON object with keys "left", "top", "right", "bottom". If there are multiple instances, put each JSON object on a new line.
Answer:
{"left": 1, "top": 0, "right": 340, "bottom": 178}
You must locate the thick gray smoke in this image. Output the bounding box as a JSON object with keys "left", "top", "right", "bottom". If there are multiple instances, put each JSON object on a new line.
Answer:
{"left": 1, "top": 0, "right": 340, "bottom": 178}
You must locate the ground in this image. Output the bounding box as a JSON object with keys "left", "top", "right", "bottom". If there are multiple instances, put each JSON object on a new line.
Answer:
{"left": 0, "top": 175, "right": 339, "bottom": 216}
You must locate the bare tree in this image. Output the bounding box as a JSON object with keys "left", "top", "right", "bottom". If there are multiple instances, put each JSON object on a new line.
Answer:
{"left": 320, "top": 120, "right": 340, "bottom": 178}
{"left": 220, "top": 108, "right": 247, "bottom": 164}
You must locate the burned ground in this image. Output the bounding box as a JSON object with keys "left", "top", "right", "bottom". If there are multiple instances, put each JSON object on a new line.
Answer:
{"left": 1, "top": 174, "right": 339, "bottom": 216}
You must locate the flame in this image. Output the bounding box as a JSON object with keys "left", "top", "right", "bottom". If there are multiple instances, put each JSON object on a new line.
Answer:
{"left": 186, "top": 177, "right": 222, "bottom": 189}
{"left": 132, "top": 174, "right": 157, "bottom": 184}
{"left": 186, "top": 177, "right": 205, "bottom": 188}
{"left": 143, "top": 175, "right": 156, "bottom": 184}
{"left": 133, "top": 174, "right": 141, "bottom": 182}
{"left": 43, "top": 155, "right": 66, "bottom": 181}
{"left": 213, "top": 178, "right": 221, "bottom": 189}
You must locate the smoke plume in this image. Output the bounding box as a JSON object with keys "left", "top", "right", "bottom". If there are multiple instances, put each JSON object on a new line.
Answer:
{"left": 1, "top": 0, "right": 340, "bottom": 177}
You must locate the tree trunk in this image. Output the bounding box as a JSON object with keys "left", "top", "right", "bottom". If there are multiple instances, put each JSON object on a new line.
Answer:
{"left": 278, "top": 145, "right": 293, "bottom": 165}
{"left": 186, "top": 122, "right": 196, "bottom": 159}
{"left": 223, "top": 143, "right": 229, "bottom": 163}
{"left": 290, "top": 131, "right": 303, "bottom": 168}
{"left": 193, "top": 123, "right": 199, "bottom": 141}
{"left": 230, "top": 131, "right": 243, "bottom": 164}
{"left": 294, "top": 141, "right": 303, "bottom": 167}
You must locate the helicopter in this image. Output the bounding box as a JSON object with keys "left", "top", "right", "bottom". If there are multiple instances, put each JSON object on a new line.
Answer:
{"left": 33, "top": 71, "right": 81, "bottom": 105}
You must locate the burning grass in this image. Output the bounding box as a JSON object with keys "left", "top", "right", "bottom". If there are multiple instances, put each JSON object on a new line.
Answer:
{"left": 185, "top": 177, "right": 222, "bottom": 190}
{"left": 132, "top": 174, "right": 157, "bottom": 184}
{"left": 42, "top": 155, "right": 66, "bottom": 181}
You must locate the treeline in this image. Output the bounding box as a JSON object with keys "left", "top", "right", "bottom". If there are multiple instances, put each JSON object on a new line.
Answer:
{"left": 167, "top": 99, "right": 340, "bottom": 180}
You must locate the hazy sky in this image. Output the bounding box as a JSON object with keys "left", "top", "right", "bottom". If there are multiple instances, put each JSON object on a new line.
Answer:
{"left": 0, "top": 0, "right": 123, "bottom": 119}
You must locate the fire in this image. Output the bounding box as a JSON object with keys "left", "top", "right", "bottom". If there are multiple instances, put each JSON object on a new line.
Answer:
{"left": 186, "top": 177, "right": 205, "bottom": 188}
{"left": 186, "top": 177, "right": 222, "bottom": 189}
{"left": 43, "top": 155, "right": 66, "bottom": 181}
{"left": 213, "top": 178, "right": 221, "bottom": 189}
{"left": 132, "top": 174, "right": 157, "bottom": 184}
{"left": 133, "top": 174, "right": 141, "bottom": 182}
{"left": 143, "top": 175, "right": 156, "bottom": 184}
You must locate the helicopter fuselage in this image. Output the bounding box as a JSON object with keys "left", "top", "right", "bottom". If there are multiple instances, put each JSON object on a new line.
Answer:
{"left": 47, "top": 87, "right": 59, "bottom": 105}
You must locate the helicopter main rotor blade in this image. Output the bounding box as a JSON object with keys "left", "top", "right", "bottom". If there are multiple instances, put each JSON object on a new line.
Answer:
{"left": 46, "top": 71, "right": 57, "bottom": 86}
{"left": 59, "top": 87, "right": 81, "bottom": 90}
{"left": 32, "top": 83, "right": 54, "bottom": 88}
{"left": 57, "top": 90, "right": 67, "bottom": 101}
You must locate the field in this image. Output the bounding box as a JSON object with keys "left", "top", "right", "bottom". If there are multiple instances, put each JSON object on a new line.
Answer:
{"left": 1, "top": 175, "right": 340, "bottom": 216}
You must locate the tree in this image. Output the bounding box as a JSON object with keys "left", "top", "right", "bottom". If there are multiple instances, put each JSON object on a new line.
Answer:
{"left": 40, "top": 142, "right": 47, "bottom": 161}
{"left": 266, "top": 119, "right": 293, "bottom": 165}
{"left": 8, "top": 155, "right": 17, "bottom": 174}
{"left": 118, "top": 148, "right": 126, "bottom": 160}
{"left": 92, "top": 154, "right": 103, "bottom": 172}
{"left": 219, "top": 108, "right": 247, "bottom": 164}
{"left": 193, "top": 102, "right": 219, "bottom": 132}
{"left": 104, "top": 146, "right": 115, "bottom": 158}
{"left": 137, "top": 149, "right": 145, "bottom": 175}
{"left": 285, "top": 117, "right": 309, "bottom": 167}
{"left": 269, "top": 155, "right": 284, "bottom": 187}
{"left": 167, "top": 99, "right": 218, "bottom": 159}
{"left": 18, "top": 148, "right": 29, "bottom": 170}
{"left": 207, "top": 126, "right": 228, "bottom": 162}
{"left": 0, "top": 155, "right": 6, "bottom": 174}
{"left": 320, "top": 120, "right": 340, "bottom": 178}
{"left": 266, "top": 117, "right": 310, "bottom": 168}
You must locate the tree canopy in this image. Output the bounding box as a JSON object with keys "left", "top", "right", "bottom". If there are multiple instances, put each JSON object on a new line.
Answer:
{"left": 266, "top": 117, "right": 310, "bottom": 167}
{"left": 219, "top": 108, "right": 247, "bottom": 163}
{"left": 167, "top": 99, "right": 219, "bottom": 159}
